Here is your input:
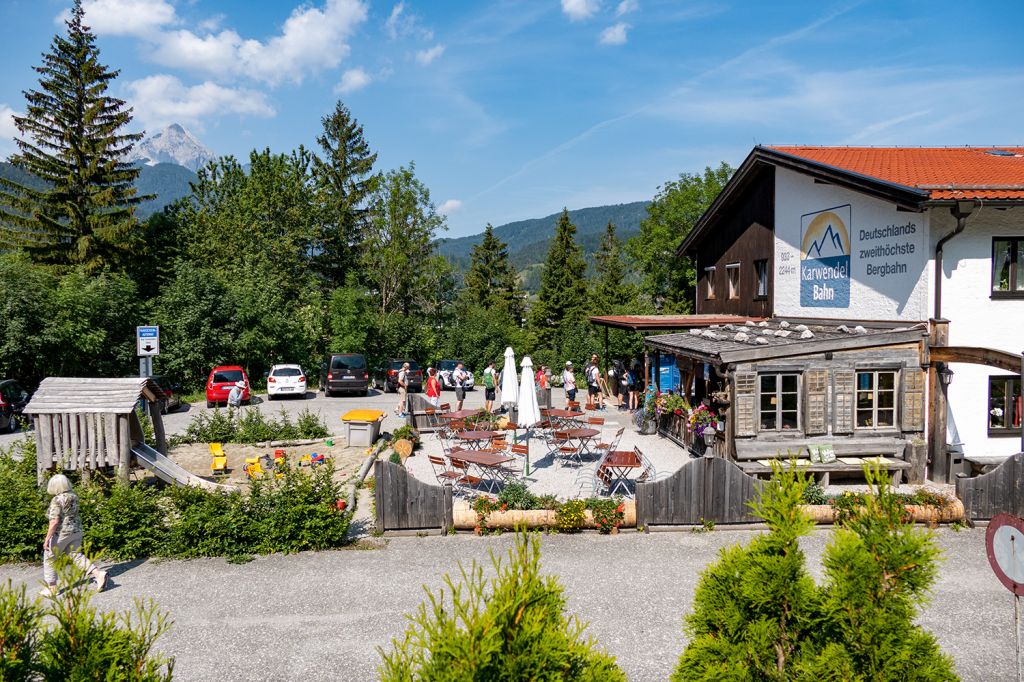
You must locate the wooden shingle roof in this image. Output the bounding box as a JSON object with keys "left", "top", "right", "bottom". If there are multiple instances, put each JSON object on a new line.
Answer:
{"left": 25, "top": 377, "right": 166, "bottom": 414}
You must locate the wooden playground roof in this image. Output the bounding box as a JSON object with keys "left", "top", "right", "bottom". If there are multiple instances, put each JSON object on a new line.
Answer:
{"left": 25, "top": 377, "right": 166, "bottom": 414}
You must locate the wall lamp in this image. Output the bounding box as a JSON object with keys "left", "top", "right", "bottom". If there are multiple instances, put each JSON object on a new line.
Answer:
{"left": 937, "top": 362, "right": 954, "bottom": 387}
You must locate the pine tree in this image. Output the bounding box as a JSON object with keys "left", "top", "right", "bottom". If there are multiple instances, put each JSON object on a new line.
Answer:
{"left": 312, "top": 100, "right": 378, "bottom": 288}
{"left": 529, "top": 209, "right": 588, "bottom": 354}
{"left": 0, "top": 0, "right": 147, "bottom": 271}
{"left": 462, "top": 224, "right": 526, "bottom": 326}
{"left": 591, "top": 221, "right": 633, "bottom": 314}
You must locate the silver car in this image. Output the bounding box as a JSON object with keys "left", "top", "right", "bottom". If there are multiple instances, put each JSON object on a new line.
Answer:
{"left": 436, "top": 360, "right": 474, "bottom": 390}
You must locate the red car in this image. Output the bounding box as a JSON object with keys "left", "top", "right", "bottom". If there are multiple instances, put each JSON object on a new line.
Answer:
{"left": 206, "top": 366, "right": 250, "bottom": 407}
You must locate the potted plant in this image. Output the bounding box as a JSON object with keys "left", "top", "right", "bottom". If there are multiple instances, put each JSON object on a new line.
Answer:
{"left": 587, "top": 498, "right": 625, "bottom": 534}
{"left": 638, "top": 390, "right": 659, "bottom": 434}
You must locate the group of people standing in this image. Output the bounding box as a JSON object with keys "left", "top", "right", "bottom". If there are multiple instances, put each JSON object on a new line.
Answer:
{"left": 570, "top": 354, "right": 642, "bottom": 412}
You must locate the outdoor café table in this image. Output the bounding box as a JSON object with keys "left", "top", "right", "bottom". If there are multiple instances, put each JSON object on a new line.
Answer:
{"left": 456, "top": 430, "right": 501, "bottom": 449}
{"left": 452, "top": 449, "right": 514, "bottom": 493}
{"left": 543, "top": 409, "right": 585, "bottom": 428}
{"left": 603, "top": 449, "right": 643, "bottom": 496}
{"left": 439, "top": 409, "right": 483, "bottom": 421}
{"left": 562, "top": 427, "right": 600, "bottom": 457}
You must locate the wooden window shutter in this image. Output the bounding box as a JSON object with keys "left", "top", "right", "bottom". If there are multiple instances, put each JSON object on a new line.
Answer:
{"left": 901, "top": 368, "right": 926, "bottom": 432}
{"left": 734, "top": 371, "right": 756, "bottom": 437}
{"left": 804, "top": 369, "right": 829, "bottom": 435}
{"left": 833, "top": 369, "right": 855, "bottom": 434}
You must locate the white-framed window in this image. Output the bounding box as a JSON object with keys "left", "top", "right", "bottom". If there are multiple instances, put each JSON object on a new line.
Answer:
{"left": 704, "top": 266, "right": 716, "bottom": 300}
{"left": 754, "top": 259, "right": 768, "bottom": 298}
{"left": 856, "top": 370, "right": 897, "bottom": 429}
{"left": 759, "top": 373, "right": 800, "bottom": 431}
{"left": 726, "top": 263, "right": 740, "bottom": 300}
{"left": 989, "top": 376, "right": 1023, "bottom": 435}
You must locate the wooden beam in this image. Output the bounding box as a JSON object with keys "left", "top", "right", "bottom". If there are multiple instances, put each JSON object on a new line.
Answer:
{"left": 928, "top": 321, "right": 950, "bottom": 483}
{"left": 118, "top": 414, "right": 130, "bottom": 482}
{"left": 929, "top": 346, "right": 1022, "bottom": 373}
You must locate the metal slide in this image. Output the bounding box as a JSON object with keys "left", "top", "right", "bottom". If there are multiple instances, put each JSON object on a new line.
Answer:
{"left": 131, "top": 442, "right": 237, "bottom": 493}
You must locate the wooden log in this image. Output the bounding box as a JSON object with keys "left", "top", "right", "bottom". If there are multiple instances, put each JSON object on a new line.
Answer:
{"left": 452, "top": 501, "right": 638, "bottom": 530}
{"left": 118, "top": 414, "right": 130, "bottom": 481}
{"left": 798, "top": 501, "right": 963, "bottom": 524}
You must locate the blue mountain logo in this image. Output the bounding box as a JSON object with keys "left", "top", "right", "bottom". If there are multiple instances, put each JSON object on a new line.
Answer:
{"left": 806, "top": 223, "right": 846, "bottom": 258}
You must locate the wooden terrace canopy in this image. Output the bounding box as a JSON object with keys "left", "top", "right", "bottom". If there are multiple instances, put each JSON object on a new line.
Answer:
{"left": 24, "top": 377, "right": 168, "bottom": 482}
{"left": 589, "top": 314, "right": 766, "bottom": 332}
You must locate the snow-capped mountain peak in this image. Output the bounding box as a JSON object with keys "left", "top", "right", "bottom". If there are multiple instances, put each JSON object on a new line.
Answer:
{"left": 126, "top": 123, "right": 216, "bottom": 172}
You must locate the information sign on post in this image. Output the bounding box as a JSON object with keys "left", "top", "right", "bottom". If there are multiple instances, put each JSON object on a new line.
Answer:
{"left": 987, "top": 514, "right": 1024, "bottom": 682}
{"left": 137, "top": 326, "right": 160, "bottom": 357}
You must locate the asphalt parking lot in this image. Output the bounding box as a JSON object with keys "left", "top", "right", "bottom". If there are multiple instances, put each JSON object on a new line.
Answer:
{"left": 0, "top": 528, "right": 1014, "bottom": 681}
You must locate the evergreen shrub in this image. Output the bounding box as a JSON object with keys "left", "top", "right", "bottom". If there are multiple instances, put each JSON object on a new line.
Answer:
{"left": 674, "top": 463, "right": 958, "bottom": 681}
{"left": 174, "top": 407, "right": 329, "bottom": 445}
{"left": 378, "top": 531, "right": 625, "bottom": 681}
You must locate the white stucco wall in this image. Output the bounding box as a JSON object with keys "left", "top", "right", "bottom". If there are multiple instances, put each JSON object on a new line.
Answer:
{"left": 774, "top": 167, "right": 929, "bottom": 321}
{"left": 931, "top": 206, "right": 1024, "bottom": 457}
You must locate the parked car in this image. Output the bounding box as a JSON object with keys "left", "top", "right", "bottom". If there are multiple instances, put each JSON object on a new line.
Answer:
{"left": 150, "top": 375, "right": 182, "bottom": 414}
{"left": 205, "top": 366, "right": 250, "bottom": 407}
{"left": 0, "top": 379, "right": 30, "bottom": 433}
{"left": 435, "top": 360, "right": 474, "bottom": 391}
{"left": 320, "top": 353, "right": 369, "bottom": 397}
{"left": 266, "top": 364, "right": 307, "bottom": 400}
{"left": 374, "top": 359, "right": 423, "bottom": 393}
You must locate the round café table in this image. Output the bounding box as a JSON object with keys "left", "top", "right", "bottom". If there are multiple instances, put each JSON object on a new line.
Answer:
{"left": 456, "top": 430, "right": 500, "bottom": 449}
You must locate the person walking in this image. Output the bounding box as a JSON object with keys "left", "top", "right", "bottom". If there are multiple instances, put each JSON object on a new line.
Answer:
{"left": 586, "top": 355, "right": 604, "bottom": 411}
{"left": 41, "top": 474, "right": 107, "bottom": 596}
{"left": 616, "top": 360, "right": 630, "bottom": 410}
{"left": 628, "top": 363, "right": 641, "bottom": 411}
{"left": 482, "top": 360, "right": 497, "bottom": 413}
{"left": 453, "top": 361, "right": 470, "bottom": 411}
{"left": 395, "top": 362, "right": 410, "bottom": 417}
{"left": 562, "top": 361, "right": 577, "bottom": 408}
{"left": 426, "top": 367, "right": 441, "bottom": 408}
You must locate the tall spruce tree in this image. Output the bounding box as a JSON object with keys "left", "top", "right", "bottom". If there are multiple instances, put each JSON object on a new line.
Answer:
{"left": 529, "top": 209, "right": 588, "bottom": 354}
{"left": 312, "top": 101, "right": 377, "bottom": 288}
{"left": 0, "top": 0, "right": 146, "bottom": 271}
{"left": 591, "top": 221, "right": 633, "bottom": 313}
{"left": 462, "top": 224, "right": 526, "bottom": 326}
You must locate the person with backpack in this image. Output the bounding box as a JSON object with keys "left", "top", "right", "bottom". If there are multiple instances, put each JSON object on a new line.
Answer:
{"left": 453, "top": 361, "right": 469, "bottom": 411}
{"left": 426, "top": 367, "right": 441, "bottom": 408}
{"left": 395, "top": 362, "right": 410, "bottom": 417}
{"left": 617, "top": 360, "right": 630, "bottom": 410}
{"left": 482, "top": 360, "right": 497, "bottom": 413}
{"left": 586, "top": 355, "right": 604, "bottom": 411}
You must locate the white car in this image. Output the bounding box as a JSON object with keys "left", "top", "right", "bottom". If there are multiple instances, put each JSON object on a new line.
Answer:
{"left": 436, "top": 360, "right": 474, "bottom": 390}
{"left": 266, "top": 364, "right": 306, "bottom": 400}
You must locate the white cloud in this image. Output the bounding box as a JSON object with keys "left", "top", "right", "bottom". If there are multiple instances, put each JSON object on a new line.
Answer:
{"left": 599, "top": 22, "right": 629, "bottom": 45}
{"left": 438, "top": 199, "right": 463, "bottom": 215}
{"left": 416, "top": 44, "right": 445, "bottom": 65}
{"left": 615, "top": 0, "right": 638, "bottom": 16}
{"left": 561, "top": 0, "right": 600, "bottom": 21}
{"left": 127, "top": 75, "right": 274, "bottom": 129}
{"left": 385, "top": 2, "right": 405, "bottom": 39}
{"left": 0, "top": 104, "right": 20, "bottom": 158}
{"left": 384, "top": 1, "right": 433, "bottom": 41}
{"left": 336, "top": 67, "right": 371, "bottom": 93}
{"left": 68, "top": 0, "right": 176, "bottom": 37}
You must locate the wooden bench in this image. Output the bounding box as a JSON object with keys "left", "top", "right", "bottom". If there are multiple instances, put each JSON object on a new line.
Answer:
{"left": 735, "top": 437, "right": 910, "bottom": 485}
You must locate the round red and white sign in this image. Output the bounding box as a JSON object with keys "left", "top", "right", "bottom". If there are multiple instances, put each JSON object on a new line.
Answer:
{"left": 987, "top": 514, "right": 1024, "bottom": 596}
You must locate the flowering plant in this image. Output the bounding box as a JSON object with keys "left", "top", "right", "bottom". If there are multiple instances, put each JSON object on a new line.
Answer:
{"left": 586, "top": 497, "right": 625, "bottom": 533}
{"left": 470, "top": 496, "right": 503, "bottom": 528}
{"left": 991, "top": 407, "right": 1004, "bottom": 418}
{"left": 642, "top": 388, "right": 659, "bottom": 420}
{"left": 688, "top": 404, "right": 718, "bottom": 436}
{"left": 662, "top": 393, "right": 689, "bottom": 416}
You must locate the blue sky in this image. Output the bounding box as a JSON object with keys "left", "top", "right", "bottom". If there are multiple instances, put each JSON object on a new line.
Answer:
{"left": 0, "top": 0, "right": 1021, "bottom": 237}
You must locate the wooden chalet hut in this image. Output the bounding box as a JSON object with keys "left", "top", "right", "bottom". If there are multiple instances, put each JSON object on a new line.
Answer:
{"left": 24, "top": 377, "right": 168, "bottom": 483}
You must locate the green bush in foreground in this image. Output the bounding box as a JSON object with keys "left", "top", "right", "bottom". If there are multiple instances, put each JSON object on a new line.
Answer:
{"left": 0, "top": 440, "right": 350, "bottom": 564}
{"left": 378, "top": 531, "right": 625, "bottom": 681}
{"left": 174, "top": 406, "right": 329, "bottom": 445}
{"left": 0, "top": 560, "right": 174, "bottom": 681}
{"left": 674, "top": 463, "right": 957, "bottom": 681}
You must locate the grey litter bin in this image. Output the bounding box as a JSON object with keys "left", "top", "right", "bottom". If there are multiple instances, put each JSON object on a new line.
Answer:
{"left": 341, "top": 410, "right": 385, "bottom": 447}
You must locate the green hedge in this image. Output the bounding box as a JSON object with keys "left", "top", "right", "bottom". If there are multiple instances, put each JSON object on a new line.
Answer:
{"left": 0, "top": 439, "right": 350, "bottom": 564}
{"left": 173, "top": 406, "right": 330, "bottom": 446}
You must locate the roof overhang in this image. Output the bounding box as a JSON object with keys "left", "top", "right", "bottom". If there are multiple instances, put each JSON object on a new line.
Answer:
{"left": 26, "top": 377, "right": 166, "bottom": 414}
{"left": 677, "top": 145, "right": 930, "bottom": 258}
{"left": 589, "top": 314, "right": 766, "bottom": 331}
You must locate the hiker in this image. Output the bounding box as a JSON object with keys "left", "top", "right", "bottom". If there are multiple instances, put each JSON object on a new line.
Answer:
{"left": 41, "top": 474, "right": 107, "bottom": 596}
{"left": 395, "top": 362, "right": 410, "bottom": 417}
{"left": 453, "top": 361, "right": 470, "bottom": 411}
{"left": 586, "top": 355, "right": 604, "bottom": 411}
{"left": 482, "top": 360, "right": 497, "bottom": 413}
{"left": 607, "top": 361, "right": 621, "bottom": 409}
{"left": 227, "top": 379, "right": 245, "bottom": 409}
{"left": 426, "top": 367, "right": 441, "bottom": 408}
{"left": 562, "top": 361, "right": 577, "bottom": 408}
{"left": 628, "top": 363, "right": 641, "bottom": 411}
{"left": 616, "top": 360, "right": 629, "bottom": 410}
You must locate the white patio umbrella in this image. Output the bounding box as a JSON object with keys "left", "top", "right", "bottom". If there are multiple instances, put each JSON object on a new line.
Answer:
{"left": 501, "top": 346, "right": 519, "bottom": 406}
{"left": 517, "top": 355, "right": 543, "bottom": 477}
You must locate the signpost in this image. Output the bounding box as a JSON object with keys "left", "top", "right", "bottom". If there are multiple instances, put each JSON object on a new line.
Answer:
{"left": 987, "top": 513, "right": 1024, "bottom": 681}
{"left": 137, "top": 326, "right": 159, "bottom": 382}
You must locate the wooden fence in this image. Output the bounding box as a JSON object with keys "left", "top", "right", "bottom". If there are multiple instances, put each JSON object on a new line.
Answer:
{"left": 636, "top": 456, "right": 763, "bottom": 528}
{"left": 955, "top": 452, "right": 1024, "bottom": 522}
{"left": 374, "top": 460, "right": 453, "bottom": 532}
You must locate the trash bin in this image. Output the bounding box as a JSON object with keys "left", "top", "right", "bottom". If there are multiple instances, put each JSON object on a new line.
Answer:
{"left": 341, "top": 409, "right": 385, "bottom": 447}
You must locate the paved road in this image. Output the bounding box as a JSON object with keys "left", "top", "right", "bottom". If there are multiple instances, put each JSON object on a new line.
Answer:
{"left": 0, "top": 528, "right": 1013, "bottom": 681}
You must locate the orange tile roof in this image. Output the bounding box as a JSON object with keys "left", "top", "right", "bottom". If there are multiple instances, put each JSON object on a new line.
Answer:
{"left": 768, "top": 146, "right": 1024, "bottom": 201}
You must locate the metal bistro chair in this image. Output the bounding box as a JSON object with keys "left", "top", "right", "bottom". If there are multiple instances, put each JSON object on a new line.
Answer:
{"left": 428, "top": 454, "right": 463, "bottom": 487}
{"left": 575, "top": 448, "right": 613, "bottom": 496}
{"left": 448, "top": 454, "right": 483, "bottom": 496}
{"left": 595, "top": 426, "right": 625, "bottom": 455}
{"left": 634, "top": 446, "right": 663, "bottom": 483}
{"left": 553, "top": 430, "right": 582, "bottom": 467}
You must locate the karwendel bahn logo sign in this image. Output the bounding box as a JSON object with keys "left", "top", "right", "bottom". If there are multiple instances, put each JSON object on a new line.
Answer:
{"left": 800, "top": 205, "right": 851, "bottom": 308}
